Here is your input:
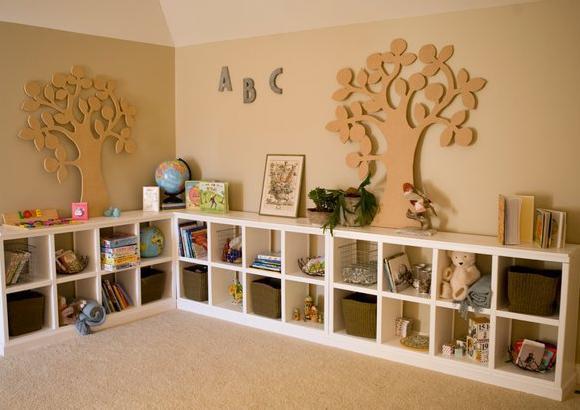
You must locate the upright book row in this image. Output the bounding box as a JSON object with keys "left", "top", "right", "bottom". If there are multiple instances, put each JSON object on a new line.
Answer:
{"left": 178, "top": 221, "right": 208, "bottom": 260}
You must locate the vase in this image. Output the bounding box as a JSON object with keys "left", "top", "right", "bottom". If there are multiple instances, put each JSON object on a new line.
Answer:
{"left": 306, "top": 209, "right": 332, "bottom": 225}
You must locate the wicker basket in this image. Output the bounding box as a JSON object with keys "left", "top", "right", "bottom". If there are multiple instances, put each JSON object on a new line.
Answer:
{"left": 341, "top": 293, "right": 377, "bottom": 338}
{"left": 250, "top": 278, "right": 281, "bottom": 318}
{"left": 7, "top": 290, "right": 45, "bottom": 337}
{"left": 508, "top": 266, "right": 560, "bottom": 316}
{"left": 141, "top": 267, "right": 165, "bottom": 304}
{"left": 182, "top": 265, "right": 208, "bottom": 302}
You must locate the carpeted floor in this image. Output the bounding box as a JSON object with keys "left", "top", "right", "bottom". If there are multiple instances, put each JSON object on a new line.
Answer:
{"left": 0, "top": 311, "right": 578, "bottom": 409}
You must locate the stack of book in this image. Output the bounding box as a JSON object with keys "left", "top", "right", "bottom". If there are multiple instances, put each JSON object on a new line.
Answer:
{"left": 497, "top": 195, "right": 535, "bottom": 245}
{"left": 101, "top": 233, "right": 139, "bottom": 271}
{"left": 101, "top": 279, "right": 132, "bottom": 313}
{"left": 534, "top": 209, "right": 566, "bottom": 249}
{"left": 4, "top": 250, "right": 31, "bottom": 285}
{"left": 178, "top": 221, "right": 208, "bottom": 259}
{"left": 250, "top": 252, "right": 281, "bottom": 272}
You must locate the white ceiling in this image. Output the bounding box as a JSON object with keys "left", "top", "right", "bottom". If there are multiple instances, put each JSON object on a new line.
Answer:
{"left": 0, "top": 0, "right": 538, "bottom": 47}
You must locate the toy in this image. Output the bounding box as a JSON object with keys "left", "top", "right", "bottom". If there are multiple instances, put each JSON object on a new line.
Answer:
{"left": 72, "top": 202, "right": 89, "bottom": 221}
{"left": 439, "top": 251, "right": 481, "bottom": 301}
{"left": 104, "top": 207, "right": 121, "bottom": 217}
{"left": 292, "top": 308, "right": 301, "bottom": 321}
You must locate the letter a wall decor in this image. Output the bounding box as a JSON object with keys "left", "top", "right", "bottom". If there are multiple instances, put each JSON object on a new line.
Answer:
{"left": 326, "top": 38, "right": 486, "bottom": 228}
{"left": 18, "top": 66, "right": 137, "bottom": 216}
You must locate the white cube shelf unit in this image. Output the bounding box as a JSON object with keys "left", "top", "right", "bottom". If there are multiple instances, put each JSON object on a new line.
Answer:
{"left": 1, "top": 209, "right": 578, "bottom": 401}
{"left": 174, "top": 210, "right": 579, "bottom": 401}
{"left": 0, "top": 211, "right": 176, "bottom": 356}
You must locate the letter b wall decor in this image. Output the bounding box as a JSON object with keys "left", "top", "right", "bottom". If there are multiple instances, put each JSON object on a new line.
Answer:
{"left": 218, "top": 66, "right": 283, "bottom": 103}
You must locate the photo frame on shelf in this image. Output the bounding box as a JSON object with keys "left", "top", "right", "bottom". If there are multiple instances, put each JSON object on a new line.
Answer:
{"left": 385, "top": 252, "right": 412, "bottom": 292}
{"left": 259, "top": 154, "right": 304, "bottom": 218}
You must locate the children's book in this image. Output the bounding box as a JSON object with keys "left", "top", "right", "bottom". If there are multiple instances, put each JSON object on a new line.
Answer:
{"left": 185, "top": 181, "right": 201, "bottom": 210}
{"left": 143, "top": 187, "right": 160, "bottom": 212}
{"left": 199, "top": 182, "right": 229, "bottom": 213}
{"left": 546, "top": 209, "right": 566, "bottom": 248}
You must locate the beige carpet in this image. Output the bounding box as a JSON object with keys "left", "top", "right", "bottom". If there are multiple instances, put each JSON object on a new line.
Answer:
{"left": 0, "top": 311, "right": 578, "bottom": 409}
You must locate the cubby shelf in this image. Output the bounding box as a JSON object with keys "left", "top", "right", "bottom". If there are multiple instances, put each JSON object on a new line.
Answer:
{"left": 1, "top": 209, "right": 578, "bottom": 402}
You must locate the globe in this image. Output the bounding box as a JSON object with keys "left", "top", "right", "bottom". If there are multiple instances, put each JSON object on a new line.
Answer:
{"left": 155, "top": 159, "right": 191, "bottom": 195}
{"left": 140, "top": 226, "right": 165, "bottom": 258}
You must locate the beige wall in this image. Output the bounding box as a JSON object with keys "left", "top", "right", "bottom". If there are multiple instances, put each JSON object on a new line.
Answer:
{"left": 175, "top": 0, "right": 579, "bottom": 362}
{"left": 0, "top": 22, "right": 175, "bottom": 216}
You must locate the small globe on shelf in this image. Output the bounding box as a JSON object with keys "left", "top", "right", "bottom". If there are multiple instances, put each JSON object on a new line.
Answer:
{"left": 140, "top": 226, "right": 165, "bottom": 258}
{"left": 154, "top": 158, "right": 191, "bottom": 209}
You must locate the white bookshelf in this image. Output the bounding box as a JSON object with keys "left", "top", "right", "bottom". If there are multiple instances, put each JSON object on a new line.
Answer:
{"left": 1, "top": 209, "right": 578, "bottom": 401}
{"left": 173, "top": 210, "right": 579, "bottom": 401}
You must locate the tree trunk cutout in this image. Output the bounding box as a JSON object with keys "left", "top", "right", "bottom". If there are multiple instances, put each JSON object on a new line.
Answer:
{"left": 326, "top": 39, "right": 486, "bottom": 228}
{"left": 18, "top": 66, "right": 137, "bottom": 216}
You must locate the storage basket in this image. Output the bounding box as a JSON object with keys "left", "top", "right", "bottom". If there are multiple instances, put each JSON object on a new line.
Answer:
{"left": 141, "top": 267, "right": 166, "bottom": 304}
{"left": 250, "top": 277, "right": 281, "bottom": 318}
{"left": 507, "top": 266, "right": 560, "bottom": 316}
{"left": 341, "top": 293, "right": 377, "bottom": 338}
{"left": 182, "top": 265, "right": 208, "bottom": 302}
{"left": 7, "top": 290, "right": 45, "bottom": 337}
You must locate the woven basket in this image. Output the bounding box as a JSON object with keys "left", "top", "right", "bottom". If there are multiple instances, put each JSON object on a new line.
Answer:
{"left": 7, "top": 290, "right": 45, "bottom": 337}
{"left": 182, "top": 265, "right": 208, "bottom": 302}
{"left": 508, "top": 266, "right": 560, "bottom": 316}
{"left": 251, "top": 278, "right": 281, "bottom": 318}
{"left": 341, "top": 293, "right": 377, "bottom": 338}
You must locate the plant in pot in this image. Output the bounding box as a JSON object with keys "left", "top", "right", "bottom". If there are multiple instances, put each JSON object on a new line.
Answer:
{"left": 307, "top": 187, "right": 339, "bottom": 225}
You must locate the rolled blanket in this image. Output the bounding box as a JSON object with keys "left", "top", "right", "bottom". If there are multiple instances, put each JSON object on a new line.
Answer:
{"left": 459, "top": 275, "right": 492, "bottom": 319}
{"left": 75, "top": 300, "right": 106, "bottom": 336}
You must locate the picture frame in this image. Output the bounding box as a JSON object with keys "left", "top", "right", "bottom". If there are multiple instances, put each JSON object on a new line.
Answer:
{"left": 385, "top": 252, "right": 412, "bottom": 292}
{"left": 259, "top": 154, "right": 305, "bottom": 218}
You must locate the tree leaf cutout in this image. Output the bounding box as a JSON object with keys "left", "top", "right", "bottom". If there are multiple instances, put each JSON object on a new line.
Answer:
{"left": 455, "top": 128, "right": 474, "bottom": 146}
{"left": 28, "top": 115, "right": 40, "bottom": 129}
{"left": 418, "top": 44, "right": 436, "bottom": 63}
{"left": 438, "top": 45, "right": 454, "bottom": 62}
{"left": 88, "top": 96, "right": 101, "bottom": 111}
{"left": 345, "top": 152, "right": 362, "bottom": 168}
{"left": 368, "top": 71, "right": 381, "bottom": 84}
{"left": 337, "top": 68, "right": 353, "bottom": 85}
{"left": 57, "top": 166, "right": 68, "bottom": 183}
{"left": 55, "top": 89, "right": 68, "bottom": 100}
{"left": 356, "top": 69, "right": 368, "bottom": 86}
{"left": 358, "top": 161, "right": 369, "bottom": 180}
{"left": 339, "top": 126, "right": 349, "bottom": 143}
{"left": 52, "top": 73, "right": 67, "bottom": 88}
{"left": 425, "top": 83, "right": 444, "bottom": 101}
{"left": 394, "top": 78, "right": 408, "bottom": 96}
{"left": 466, "top": 77, "right": 486, "bottom": 92}
{"left": 120, "top": 128, "right": 131, "bottom": 139}
{"left": 55, "top": 146, "right": 67, "bottom": 161}
{"left": 54, "top": 113, "right": 68, "bottom": 124}
{"left": 332, "top": 88, "right": 351, "bottom": 101}
{"left": 94, "top": 119, "right": 105, "bottom": 136}
{"left": 409, "top": 73, "right": 426, "bottom": 90}
{"left": 80, "top": 78, "right": 92, "bottom": 89}
{"left": 96, "top": 91, "right": 108, "bottom": 100}
{"left": 366, "top": 53, "right": 382, "bottom": 70}
{"left": 71, "top": 65, "right": 85, "bottom": 78}
{"left": 41, "top": 111, "right": 54, "bottom": 127}
{"left": 421, "top": 63, "right": 439, "bottom": 77}
{"left": 115, "top": 140, "right": 124, "bottom": 154}
{"left": 451, "top": 110, "right": 468, "bottom": 125}
{"left": 440, "top": 128, "right": 454, "bottom": 146}
{"left": 350, "top": 124, "right": 365, "bottom": 141}
{"left": 44, "top": 85, "right": 55, "bottom": 101}
{"left": 336, "top": 106, "right": 348, "bottom": 120}
{"left": 362, "top": 99, "right": 381, "bottom": 114}
{"left": 400, "top": 53, "right": 417, "bottom": 66}
{"left": 413, "top": 103, "right": 427, "bottom": 122}
{"left": 78, "top": 98, "right": 89, "bottom": 114}
{"left": 44, "top": 157, "right": 59, "bottom": 173}
{"left": 102, "top": 105, "right": 114, "bottom": 120}
{"left": 124, "top": 139, "right": 137, "bottom": 154}
{"left": 125, "top": 116, "right": 135, "bottom": 127}
{"left": 21, "top": 99, "right": 40, "bottom": 112}
{"left": 391, "top": 38, "right": 407, "bottom": 55}
{"left": 457, "top": 68, "right": 469, "bottom": 85}
{"left": 350, "top": 102, "right": 363, "bottom": 116}
{"left": 94, "top": 76, "right": 107, "bottom": 90}
{"left": 325, "top": 120, "right": 341, "bottom": 132}
{"left": 462, "top": 92, "right": 476, "bottom": 109}
{"left": 45, "top": 133, "right": 59, "bottom": 149}
{"left": 33, "top": 135, "right": 45, "bottom": 151}
{"left": 24, "top": 81, "right": 41, "bottom": 97}
{"left": 359, "top": 137, "right": 372, "bottom": 155}
{"left": 18, "top": 128, "right": 37, "bottom": 140}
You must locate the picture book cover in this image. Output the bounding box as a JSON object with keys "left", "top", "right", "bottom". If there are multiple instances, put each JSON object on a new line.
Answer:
{"left": 185, "top": 181, "right": 201, "bottom": 210}
{"left": 199, "top": 182, "right": 229, "bottom": 213}
{"left": 516, "top": 339, "right": 545, "bottom": 372}
{"left": 142, "top": 187, "right": 160, "bottom": 212}
{"left": 386, "top": 252, "right": 412, "bottom": 292}
{"left": 71, "top": 202, "right": 89, "bottom": 221}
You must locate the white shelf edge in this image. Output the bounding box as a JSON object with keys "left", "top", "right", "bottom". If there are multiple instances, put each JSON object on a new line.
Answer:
{"left": 495, "top": 309, "right": 560, "bottom": 327}
{"left": 5, "top": 278, "right": 53, "bottom": 294}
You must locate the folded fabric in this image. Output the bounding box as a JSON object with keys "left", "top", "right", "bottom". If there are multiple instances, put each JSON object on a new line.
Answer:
{"left": 459, "top": 275, "right": 491, "bottom": 319}
{"left": 75, "top": 300, "right": 106, "bottom": 336}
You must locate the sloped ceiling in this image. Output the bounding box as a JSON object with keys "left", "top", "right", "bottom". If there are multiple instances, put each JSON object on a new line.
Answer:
{"left": 0, "top": 0, "right": 538, "bottom": 47}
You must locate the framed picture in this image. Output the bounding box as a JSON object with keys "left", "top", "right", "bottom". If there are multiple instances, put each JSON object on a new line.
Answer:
{"left": 385, "top": 252, "right": 412, "bottom": 292}
{"left": 259, "top": 154, "right": 305, "bottom": 218}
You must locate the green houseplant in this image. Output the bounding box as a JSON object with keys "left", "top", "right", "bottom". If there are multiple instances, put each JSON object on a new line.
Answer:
{"left": 306, "top": 187, "right": 340, "bottom": 225}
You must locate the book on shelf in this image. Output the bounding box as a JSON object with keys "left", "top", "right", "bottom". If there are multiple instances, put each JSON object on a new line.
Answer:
{"left": 142, "top": 186, "right": 160, "bottom": 212}
{"left": 256, "top": 252, "right": 281, "bottom": 262}
{"left": 4, "top": 250, "right": 31, "bottom": 285}
{"left": 101, "top": 233, "right": 138, "bottom": 248}
{"left": 178, "top": 221, "right": 207, "bottom": 259}
{"left": 385, "top": 253, "right": 411, "bottom": 292}
{"left": 516, "top": 339, "right": 545, "bottom": 372}
{"left": 497, "top": 194, "right": 534, "bottom": 245}
{"left": 199, "top": 181, "right": 229, "bottom": 213}
{"left": 534, "top": 208, "right": 566, "bottom": 249}
{"left": 101, "top": 244, "right": 139, "bottom": 256}
{"left": 185, "top": 181, "right": 201, "bottom": 210}
{"left": 101, "top": 280, "right": 132, "bottom": 314}
{"left": 251, "top": 252, "right": 282, "bottom": 272}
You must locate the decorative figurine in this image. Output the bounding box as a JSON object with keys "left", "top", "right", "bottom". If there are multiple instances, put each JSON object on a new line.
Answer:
{"left": 309, "top": 305, "right": 318, "bottom": 322}
{"left": 317, "top": 312, "right": 324, "bottom": 324}
{"left": 397, "top": 183, "right": 437, "bottom": 236}
{"left": 292, "top": 308, "right": 301, "bottom": 321}
{"left": 228, "top": 273, "right": 243, "bottom": 304}
{"left": 103, "top": 207, "right": 121, "bottom": 217}
{"left": 304, "top": 295, "right": 313, "bottom": 320}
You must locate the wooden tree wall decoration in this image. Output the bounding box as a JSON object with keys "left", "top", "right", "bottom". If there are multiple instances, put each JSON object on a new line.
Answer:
{"left": 326, "top": 38, "right": 486, "bottom": 228}
{"left": 19, "top": 66, "right": 137, "bottom": 216}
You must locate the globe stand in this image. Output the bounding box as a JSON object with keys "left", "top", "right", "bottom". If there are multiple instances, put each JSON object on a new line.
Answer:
{"left": 161, "top": 192, "right": 186, "bottom": 210}
{"left": 156, "top": 158, "right": 192, "bottom": 211}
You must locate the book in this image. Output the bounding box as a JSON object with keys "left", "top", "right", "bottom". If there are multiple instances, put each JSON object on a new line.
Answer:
{"left": 101, "top": 244, "right": 139, "bottom": 256}
{"left": 546, "top": 209, "right": 566, "bottom": 248}
{"left": 516, "top": 339, "right": 545, "bottom": 372}
{"left": 185, "top": 181, "right": 201, "bottom": 210}
{"left": 101, "top": 233, "right": 138, "bottom": 248}
{"left": 190, "top": 229, "right": 208, "bottom": 259}
{"left": 386, "top": 253, "right": 411, "bottom": 292}
{"left": 143, "top": 186, "right": 160, "bottom": 212}
{"left": 199, "top": 182, "right": 229, "bottom": 213}
{"left": 498, "top": 195, "right": 534, "bottom": 245}
{"left": 383, "top": 259, "right": 395, "bottom": 292}
{"left": 534, "top": 209, "right": 552, "bottom": 248}
{"left": 504, "top": 196, "right": 522, "bottom": 245}
{"left": 256, "top": 252, "right": 281, "bottom": 262}
{"left": 71, "top": 202, "right": 89, "bottom": 221}
{"left": 518, "top": 195, "right": 535, "bottom": 243}
{"left": 497, "top": 195, "right": 505, "bottom": 245}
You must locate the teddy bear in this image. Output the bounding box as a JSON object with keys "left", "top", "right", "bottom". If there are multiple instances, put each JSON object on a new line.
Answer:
{"left": 439, "top": 251, "right": 481, "bottom": 301}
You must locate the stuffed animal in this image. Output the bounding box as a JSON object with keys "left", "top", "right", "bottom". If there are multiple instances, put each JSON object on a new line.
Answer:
{"left": 440, "top": 251, "right": 481, "bottom": 301}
